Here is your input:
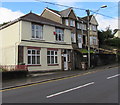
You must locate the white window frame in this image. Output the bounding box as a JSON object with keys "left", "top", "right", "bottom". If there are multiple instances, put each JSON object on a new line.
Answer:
{"left": 90, "top": 36, "right": 97, "bottom": 45}
{"left": 47, "top": 50, "right": 58, "bottom": 64}
{"left": 32, "top": 24, "right": 43, "bottom": 39}
{"left": 55, "top": 28, "right": 64, "bottom": 42}
{"left": 27, "top": 49, "right": 40, "bottom": 65}
{"left": 92, "top": 25, "right": 97, "bottom": 31}
{"left": 65, "top": 19, "right": 69, "bottom": 26}
{"left": 70, "top": 19, "right": 75, "bottom": 27}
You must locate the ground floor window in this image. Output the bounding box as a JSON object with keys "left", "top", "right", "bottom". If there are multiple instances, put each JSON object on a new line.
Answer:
{"left": 27, "top": 49, "right": 40, "bottom": 65}
{"left": 47, "top": 50, "right": 58, "bottom": 64}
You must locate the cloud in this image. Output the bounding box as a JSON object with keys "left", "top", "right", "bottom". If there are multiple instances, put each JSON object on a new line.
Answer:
{"left": 0, "top": 7, "right": 24, "bottom": 24}
{"left": 96, "top": 15, "right": 118, "bottom": 31}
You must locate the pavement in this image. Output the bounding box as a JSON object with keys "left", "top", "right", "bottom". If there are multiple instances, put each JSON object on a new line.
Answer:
{"left": 2, "top": 65, "right": 119, "bottom": 103}
{"left": 2, "top": 63, "right": 119, "bottom": 90}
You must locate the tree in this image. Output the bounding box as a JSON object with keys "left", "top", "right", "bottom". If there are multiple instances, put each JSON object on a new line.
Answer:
{"left": 98, "top": 26, "right": 113, "bottom": 47}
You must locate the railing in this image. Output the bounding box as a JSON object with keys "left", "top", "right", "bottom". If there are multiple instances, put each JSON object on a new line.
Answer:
{"left": 0, "top": 65, "right": 28, "bottom": 72}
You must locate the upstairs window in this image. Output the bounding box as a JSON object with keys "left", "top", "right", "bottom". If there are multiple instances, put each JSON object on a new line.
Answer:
{"left": 71, "top": 33, "right": 76, "bottom": 43}
{"left": 70, "top": 19, "right": 75, "bottom": 27}
{"left": 55, "top": 28, "right": 64, "bottom": 42}
{"left": 65, "top": 19, "right": 69, "bottom": 26}
{"left": 92, "top": 25, "right": 97, "bottom": 31}
{"left": 90, "top": 36, "right": 97, "bottom": 45}
{"left": 82, "top": 24, "right": 86, "bottom": 30}
{"left": 77, "top": 23, "right": 82, "bottom": 29}
{"left": 32, "top": 24, "right": 43, "bottom": 39}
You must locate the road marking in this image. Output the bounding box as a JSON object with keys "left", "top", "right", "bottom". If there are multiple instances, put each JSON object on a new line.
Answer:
{"left": 1, "top": 66, "right": 118, "bottom": 92}
{"left": 107, "top": 74, "right": 120, "bottom": 79}
{"left": 46, "top": 82, "right": 95, "bottom": 98}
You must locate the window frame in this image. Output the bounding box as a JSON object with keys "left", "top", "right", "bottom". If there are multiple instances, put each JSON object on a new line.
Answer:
{"left": 27, "top": 49, "right": 41, "bottom": 65}
{"left": 70, "top": 19, "right": 75, "bottom": 27}
{"left": 47, "top": 50, "right": 58, "bottom": 65}
{"left": 55, "top": 28, "right": 64, "bottom": 42}
{"left": 32, "top": 24, "right": 43, "bottom": 39}
{"left": 65, "top": 19, "right": 69, "bottom": 26}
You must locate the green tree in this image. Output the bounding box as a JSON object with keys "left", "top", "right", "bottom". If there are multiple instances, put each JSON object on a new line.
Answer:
{"left": 98, "top": 26, "right": 113, "bottom": 47}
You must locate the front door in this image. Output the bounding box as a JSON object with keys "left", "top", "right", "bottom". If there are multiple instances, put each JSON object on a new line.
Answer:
{"left": 63, "top": 54, "right": 68, "bottom": 70}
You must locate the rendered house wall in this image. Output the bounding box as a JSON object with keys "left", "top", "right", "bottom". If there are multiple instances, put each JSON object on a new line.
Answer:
{"left": 0, "top": 22, "right": 21, "bottom": 65}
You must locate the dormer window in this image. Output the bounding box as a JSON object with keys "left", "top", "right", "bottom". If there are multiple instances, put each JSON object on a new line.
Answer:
{"left": 32, "top": 24, "right": 43, "bottom": 39}
{"left": 70, "top": 19, "right": 75, "bottom": 27}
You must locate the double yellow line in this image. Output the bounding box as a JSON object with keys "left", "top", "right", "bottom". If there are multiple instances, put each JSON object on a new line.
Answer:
{"left": 0, "top": 67, "right": 115, "bottom": 92}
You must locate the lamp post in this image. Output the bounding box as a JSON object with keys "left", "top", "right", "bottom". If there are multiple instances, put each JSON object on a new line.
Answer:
{"left": 86, "top": 5, "right": 107, "bottom": 68}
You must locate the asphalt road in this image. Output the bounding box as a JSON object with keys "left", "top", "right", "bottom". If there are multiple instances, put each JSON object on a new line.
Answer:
{"left": 2, "top": 67, "right": 119, "bottom": 103}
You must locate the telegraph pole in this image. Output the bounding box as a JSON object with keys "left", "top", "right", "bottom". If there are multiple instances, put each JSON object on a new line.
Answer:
{"left": 86, "top": 9, "right": 91, "bottom": 68}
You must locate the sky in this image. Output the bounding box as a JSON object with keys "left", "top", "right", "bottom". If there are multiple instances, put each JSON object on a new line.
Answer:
{"left": 0, "top": 0, "right": 119, "bottom": 31}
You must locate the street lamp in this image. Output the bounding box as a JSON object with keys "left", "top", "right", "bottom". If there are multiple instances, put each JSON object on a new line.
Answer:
{"left": 86, "top": 5, "right": 107, "bottom": 68}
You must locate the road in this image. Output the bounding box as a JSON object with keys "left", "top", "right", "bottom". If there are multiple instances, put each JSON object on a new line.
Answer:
{"left": 2, "top": 67, "right": 119, "bottom": 103}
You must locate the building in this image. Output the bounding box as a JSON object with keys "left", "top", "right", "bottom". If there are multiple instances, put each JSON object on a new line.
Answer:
{"left": 41, "top": 7, "right": 99, "bottom": 69}
{"left": 114, "top": 29, "right": 120, "bottom": 38}
{"left": 0, "top": 12, "right": 72, "bottom": 71}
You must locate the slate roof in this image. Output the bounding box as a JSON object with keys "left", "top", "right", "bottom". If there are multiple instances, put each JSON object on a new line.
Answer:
{"left": 59, "top": 8, "right": 72, "bottom": 17}
{"left": 46, "top": 7, "right": 73, "bottom": 18}
{"left": 0, "top": 12, "right": 71, "bottom": 30}
{"left": 81, "top": 15, "right": 93, "bottom": 21}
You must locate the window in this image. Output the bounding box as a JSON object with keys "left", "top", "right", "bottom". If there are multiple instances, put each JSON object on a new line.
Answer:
{"left": 32, "top": 24, "right": 43, "bottom": 39}
{"left": 77, "top": 23, "right": 82, "bottom": 29}
{"left": 55, "top": 28, "right": 64, "bottom": 41}
{"left": 65, "top": 19, "right": 69, "bottom": 26}
{"left": 90, "top": 36, "right": 97, "bottom": 45}
{"left": 47, "top": 50, "right": 58, "bottom": 64}
{"left": 82, "top": 24, "right": 86, "bottom": 30}
{"left": 71, "top": 33, "right": 76, "bottom": 43}
{"left": 92, "top": 25, "right": 97, "bottom": 31}
{"left": 78, "top": 34, "right": 82, "bottom": 43}
{"left": 70, "top": 19, "right": 75, "bottom": 27}
{"left": 27, "top": 49, "right": 40, "bottom": 65}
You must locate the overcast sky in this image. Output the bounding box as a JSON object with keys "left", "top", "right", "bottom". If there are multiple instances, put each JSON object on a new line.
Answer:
{"left": 0, "top": 0, "right": 119, "bottom": 31}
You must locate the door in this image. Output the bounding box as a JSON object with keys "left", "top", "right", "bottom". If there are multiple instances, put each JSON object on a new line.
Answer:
{"left": 63, "top": 54, "right": 68, "bottom": 70}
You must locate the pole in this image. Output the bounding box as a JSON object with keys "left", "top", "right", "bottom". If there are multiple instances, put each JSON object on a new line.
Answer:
{"left": 86, "top": 9, "right": 90, "bottom": 68}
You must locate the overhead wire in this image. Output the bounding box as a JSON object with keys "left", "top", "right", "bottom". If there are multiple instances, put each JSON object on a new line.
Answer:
{"left": 35, "top": 0, "right": 118, "bottom": 20}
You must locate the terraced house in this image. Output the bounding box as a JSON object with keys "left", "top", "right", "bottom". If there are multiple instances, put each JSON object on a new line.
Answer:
{"left": 0, "top": 12, "right": 72, "bottom": 71}
{"left": 41, "top": 7, "right": 99, "bottom": 69}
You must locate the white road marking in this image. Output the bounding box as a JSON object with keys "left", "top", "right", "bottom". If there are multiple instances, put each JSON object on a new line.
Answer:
{"left": 46, "top": 82, "right": 94, "bottom": 98}
{"left": 107, "top": 74, "right": 120, "bottom": 79}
